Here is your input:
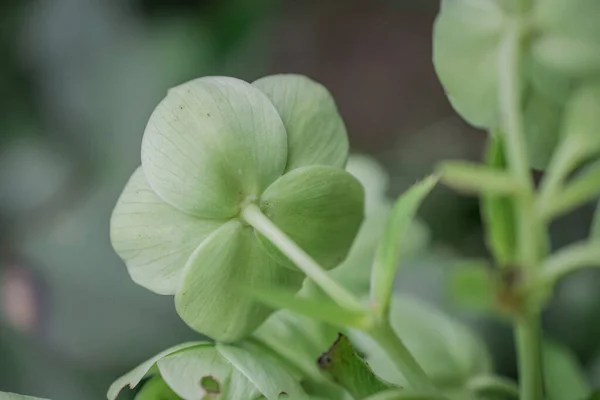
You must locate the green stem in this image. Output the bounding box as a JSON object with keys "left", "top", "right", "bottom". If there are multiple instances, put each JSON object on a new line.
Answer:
{"left": 368, "top": 320, "right": 437, "bottom": 393}
{"left": 537, "top": 240, "right": 600, "bottom": 287}
{"left": 468, "top": 375, "right": 520, "bottom": 399}
{"left": 241, "top": 203, "right": 364, "bottom": 312}
{"left": 515, "top": 314, "right": 544, "bottom": 400}
{"left": 498, "top": 23, "right": 544, "bottom": 400}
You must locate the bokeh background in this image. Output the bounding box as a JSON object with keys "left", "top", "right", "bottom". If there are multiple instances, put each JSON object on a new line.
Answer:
{"left": 1, "top": 0, "right": 599, "bottom": 398}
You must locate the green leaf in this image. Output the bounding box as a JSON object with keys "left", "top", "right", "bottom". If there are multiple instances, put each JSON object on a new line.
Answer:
{"left": 249, "top": 286, "right": 370, "bottom": 329}
{"left": 258, "top": 165, "right": 365, "bottom": 270}
{"left": 348, "top": 296, "right": 492, "bottom": 391}
{"left": 253, "top": 311, "right": 344, "bottom": 399}
{"left": 0, "top": 393, "right": 49, "bottom": 400}
{"left": 480, "top": 134, "right": 517, "bottom": 267}
{"left": 544, "top": 161, "right": 600, "bottom": 220}
{"left": 593, "top": 200, "right": 600, "bottom": 238}
{"left": 107, "top": 341, "right": 207, "bottom": 400}
{"left": 156, "top": 342, "right": 305, "bottom": 400}
{"left": 438, "top": 161, "right": 522, "bottom": 196}
{"left": 318, "top": 334, "right": 391, "bottom": 399}
{"left": 141, "top": 76, "right": 288, "bottom": 219}
{"left": 175, "top": 220, "right": 304, "bottom": 341}
{"left": 361, "top": 389, "right": 442, "bottom": 400}
{"left": 538, "top": 240, "right": 600, "bottom": 287}
{"left": 532, "top": 0, "right": 600, "bottom": 78}
{"left": 110, "top": 167, "right": 225, "bottom": 294}
{"left": 449, "top": 260, "right": 495, "bottom": 312}
{"left": 561, "top": 82, "right": 600, "bottom": 156}
{"left": 522, "top": 88, "right": 564, "bottom": 171}
{"left": 253, "top": 74, "right": 349, "bottom": 172}
{"left": 543, "top": 340, "right": 590, "bottom": 400}
{"left": 433, "top": 0, "right": 506, "bottom": 128}
{"left": 135, "top": 376, "right": 182, "bottom": 400}
{"left": 371, "top": 176, "right": 437, "bottom": 317}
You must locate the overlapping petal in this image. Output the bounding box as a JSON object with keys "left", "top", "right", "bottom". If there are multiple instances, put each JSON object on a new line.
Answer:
{"left": 175, "top": 220, "right": 304, "bottom": 341}
{"left": 253, "top": 74, "right": 349, "bottom": 171}
{"left": 257, "top": 165, "right": 364, "bottom": 270}
{"left": 141, "top": 76, "right": 288, "bottom": 219}
{"left": 110, "top": 167, "right": 225, "bottom": 294}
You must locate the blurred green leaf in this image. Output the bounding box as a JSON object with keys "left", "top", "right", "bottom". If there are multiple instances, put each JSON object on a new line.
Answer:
{"left": 0, "top": 394, "right": 48, "bottom": 400}
{"left": 134, "top": 376, "right": 181, "bottom": 400}
{"left": 371, "top": 176, "right": 438, "bottom": 318}
{"left": 593, "top": 200, "right": 600, "bottom": 238}
{"left": 433, "top": 0, "right": 505, "bottom": 128}
{"left": 361, "top": 389, "right": 441, "bottom": 400}
{"left": 481, "top": 133, "right": 517, "bottom": 267}
{"left": 250, "top": 287, "right": 370, "bottom": 330}
{"left": 543, "top": 340, "right": 590, "bottom": 400}
{"left": 544, "top": 162, "right": 600, "bottom": 220}
{"left": 449, "top": 261, "right": 495, "bottom": 312}
{"left": 348, "top": 296, "right": 492, "bottom": 392}
{"left": 318, "top": 334, "right": 391, "bottom": 399}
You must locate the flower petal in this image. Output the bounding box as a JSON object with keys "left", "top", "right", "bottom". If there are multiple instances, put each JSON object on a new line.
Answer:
{"left": 253, "top": 74, "right": 348, "bottom": 172}
{"left": 257, "top": 165, "right": 365, "bottom": 270}
{"left": 142, "top": 76, "right": 288, "bottom": 219}
{"left": 175, "top": 220, "right": 304, "bottom": 342}
{"left": 110, "top": 167, "right": 225, "bottom": 294}
{"left": 107, "top": 341, "right": 207, "bottom": 400}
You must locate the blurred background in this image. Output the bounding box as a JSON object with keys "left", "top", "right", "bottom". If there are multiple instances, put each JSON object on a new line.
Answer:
{"left": 1, "top": 0, "right": 599, "bottom": 398}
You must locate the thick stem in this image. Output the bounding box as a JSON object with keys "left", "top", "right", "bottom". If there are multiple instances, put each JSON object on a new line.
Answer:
{"left": 498, "top": 23, "right": 544, "bottom": 400}
{"left": 241, "top": 203, "right": 364, "bottom": 312}
{"left": 515, "top": 314, "right": 544, "bottom": 400}
{"left": 368, "top": 320, "right": 437, "bottom": 393}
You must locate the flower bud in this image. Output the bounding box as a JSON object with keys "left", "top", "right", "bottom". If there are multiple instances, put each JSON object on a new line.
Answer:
{"left": 110, "top": 75, "right": 364, "bottom": 341}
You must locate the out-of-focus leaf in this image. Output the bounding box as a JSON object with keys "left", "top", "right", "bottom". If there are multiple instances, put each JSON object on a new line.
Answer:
{"left": 348, "top": 296, "right": 492, "bottom": 392}
{"left": 361, "top": 389, "right": 441, "bottom": 400}
{"left": 318, "top": 334, "right": 391, "bottom": 399}
{"left": 480, "top": 134, "right": 517, "bottom": 267}
{"left": 371, "top": 176, "right": 438, "bottom": 317}
{"left": 449, "top": 261, "right": 495, "bottom": 312}
{"left": 593, "top": 200, "right": 600, "bottom": 238}
{"left": 433, "top": 0, "right": 505, "bottom": 128}
{"left": 543, "top": 340, "right": 590, "bottom": 400}
{"left": 0, "top": 394, "right": 48, "bottom": 400}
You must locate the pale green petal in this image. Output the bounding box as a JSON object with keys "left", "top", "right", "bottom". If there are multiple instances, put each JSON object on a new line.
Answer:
{"left": 157, "top": 346, "right": 258, "bottom": 400}
{"left": 157, "top": 344, "right": 303, "bottom": 400}
{"left": 257, "top": 165, "right": 364, "bottom": 270}
{"left": 253, "top": 74, "right": 348, "bottom": 171}
{"left": 134, "top": 376, "right": 181, "bottom": 400}
{"left": 110, "top": 167, "right": 225, "bottom": 294}
{"left": 218, "top": 343, "right": 304, "bottom": 399}
{"left": 433, "top": 0, "right": 505, "bottom": 128}
{"left": 107, "top": 341, "right": 207, "bottom": 400}
{"left": 142, "top": 76, "right": 288, "bottom": 219}
{"left": 175, "top": 220, "right": 304, "bottom": 342}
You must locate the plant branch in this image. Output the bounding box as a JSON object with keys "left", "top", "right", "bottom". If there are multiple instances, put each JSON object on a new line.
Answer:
{"left": 241, "top": 203, "right": 364, "bottom": 312}
{"left": 367, "top": 320, "right": 437, "bottom": 394}
{"left": 498, "top": 22, "right": 544, "bottom": 400}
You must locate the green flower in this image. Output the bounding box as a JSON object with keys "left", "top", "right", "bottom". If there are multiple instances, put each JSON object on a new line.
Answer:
{"left": 107, "top": 341, "right": 304, "bottom": 400}
{"left": 110, "top": 74, "right": 364, "bottom": 341}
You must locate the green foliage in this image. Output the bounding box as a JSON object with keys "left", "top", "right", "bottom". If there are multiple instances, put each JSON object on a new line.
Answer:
{"left": 543, "top": 340, "right": 590, "bottom": 400}
{"left": 348, "top": 296, "right": 492, "bottom": 393}
{"left": 0, "top": 393, "right": 48, "bottom": 400}
{"left": 371, "top": 176, "right": 437, "bottom": 318}
{"left": 317, "top": 334, "right": 391, "bottom": 399}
